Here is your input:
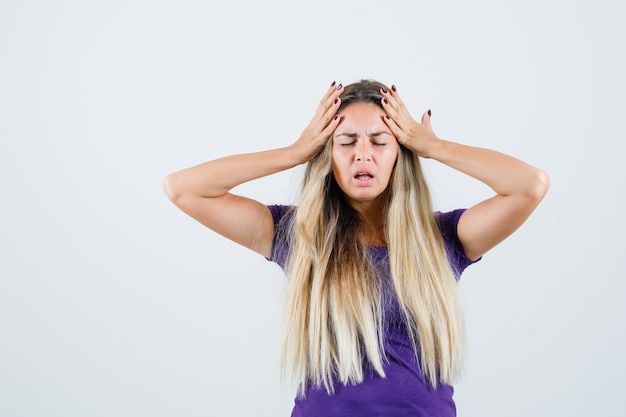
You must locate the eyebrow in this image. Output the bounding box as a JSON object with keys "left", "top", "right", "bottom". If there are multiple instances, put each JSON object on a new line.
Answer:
{"left": 370, "top": 131, "right": 392, "bottom": 137}
{"left": 334, "top": 131, "right": 392, "bottom": 138}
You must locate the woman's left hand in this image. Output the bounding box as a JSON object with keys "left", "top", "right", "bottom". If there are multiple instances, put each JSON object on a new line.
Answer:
{"left": 379, "top": 85, "right": 550, "bottom": 261}
{"left": 380, "top": 85, "right": 438, "bottom": 158}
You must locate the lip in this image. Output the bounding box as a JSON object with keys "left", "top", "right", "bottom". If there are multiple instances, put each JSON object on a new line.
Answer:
{"left": 352, "top": 167, "right": 375, "bottom": 178}
{"left": 353, "top": 168, "right": 375, "bottom": 186}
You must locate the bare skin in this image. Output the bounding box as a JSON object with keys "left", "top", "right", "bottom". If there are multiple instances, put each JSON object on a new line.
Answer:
{"left": 163, "top": 83, "right": 344, "bottom": 258}
{"left": 380, "top": 85, "right": 550, "bottom": 259}
{"left": 331, "top": 102, "right": 398, "bottom": 245}
{"left": 163, "top": 82, "right": 550, "bottom": 261}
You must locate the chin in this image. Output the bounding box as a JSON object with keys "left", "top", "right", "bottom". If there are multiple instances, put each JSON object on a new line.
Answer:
{"left": 346, "top": 192, "right": 384, "bottom": 205}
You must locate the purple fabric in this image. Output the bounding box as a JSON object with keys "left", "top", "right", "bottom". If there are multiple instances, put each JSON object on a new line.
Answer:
{"left": 267, "top": 205, "right": 479, "bottom": 417}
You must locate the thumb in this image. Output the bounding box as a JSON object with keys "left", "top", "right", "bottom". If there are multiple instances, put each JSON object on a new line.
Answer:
{"left": 420, "top": 109, "right": 432, "bottom": 128}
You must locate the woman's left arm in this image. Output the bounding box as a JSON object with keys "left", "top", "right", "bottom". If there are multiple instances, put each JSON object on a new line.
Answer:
{"left": 420, "top": 139, "right": 549, "bottom": 261}
{"left": 381, "top": 86, "right": 550, "bottom": 261}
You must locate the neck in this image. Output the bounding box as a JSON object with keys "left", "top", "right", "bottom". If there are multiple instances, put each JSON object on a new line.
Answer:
{"left": 350, "top": 199, "right": 387, "bottom": 246}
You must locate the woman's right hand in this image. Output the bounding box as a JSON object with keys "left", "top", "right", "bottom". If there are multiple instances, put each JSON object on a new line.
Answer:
{"left": 164, "top": 81, "right": 344, "bottom": 258}
{"left": 289, "top": 82, "right": 344, "bottom": 164}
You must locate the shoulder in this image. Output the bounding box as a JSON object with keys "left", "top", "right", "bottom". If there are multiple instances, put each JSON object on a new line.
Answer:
{"left": 268, "top": 204, "right": 295, "bottom": 225}
{"left": 434, "top": 209, "right": 480, "bottom": 278}
{"left": 266, "top": 205, "right": 296, "bottom": 269}
{"left": 434, "top": 208, "right": 466, "bottom": 235}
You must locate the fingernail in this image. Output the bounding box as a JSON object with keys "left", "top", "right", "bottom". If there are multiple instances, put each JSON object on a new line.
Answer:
{"left": 330, "top": 81, "right": 336, "bottom": 87}
{"left": 385, "top": 115, "right": 390, "bottom": 120}
{"left": 334, "top": 98, "right": 339, "bottom": 104}
{"left": 428, "top": 109, "right": 432, "bottom": 117}
{"left": 381, "top": 86, "right": 388, "bottom": 93}
{"left": 334, "top": 114, "right": 339, "bottom": 120}
{"left": 383, "top": 98, "right": 388, "bottom": 104}
{"left": 391, "top": 84, "right": 397, "bottom": 92}
{"left": 337, "top": 83, "right": 342, "bottom": 90}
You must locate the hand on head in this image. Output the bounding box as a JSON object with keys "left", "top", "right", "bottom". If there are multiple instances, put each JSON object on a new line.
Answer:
{"left": 290, "top": 82, "right": 344, "bottom": 164}
{"left": 380, "top": 85, "right": 439, "bottom": 158}
{"left": 292, "top": 80, "right": 439, "bottom": 164}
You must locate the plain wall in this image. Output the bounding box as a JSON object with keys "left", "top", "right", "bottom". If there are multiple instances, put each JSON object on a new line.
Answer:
{"left": 1, "top": 0, "right": 624, "bottom": 416}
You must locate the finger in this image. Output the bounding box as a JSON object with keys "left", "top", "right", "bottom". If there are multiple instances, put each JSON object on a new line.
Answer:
{"left": 324, "top": 97, "right": 341, "bottom": 127}
{"left": 381, "top": 87, "right": 408, "bottom": 120}
{"left": 324, "top": 81, "right": 343, "bottom": 102}
{"left": 321, "top": 113, "right": 341, "bottom": 138}
{"left": 388, "top": 84, "right": 407, "bottom": 108}
{"left": 420, "top": 109, "right": 432, "bottom": 129}
{"left": 316, "top": 82, "right": 343, "bottom": 117}
{"left": 311, "top": 95, "right": 341, "bottom": 138}
{"left": 383, "top": 114, "right": 409, "bottom": 145}
{"left": 324, "top": 81, "right": 339, "bottom": 98}
{"left": 321, "top": 92, "right": 341, "bottom": 121}
{"left": 381, "top": 94, "right": 400, "bottom": 119}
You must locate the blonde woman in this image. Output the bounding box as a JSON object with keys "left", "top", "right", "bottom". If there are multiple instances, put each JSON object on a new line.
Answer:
{"left": 163, "top": 79, "right": 549, "bottom": 416}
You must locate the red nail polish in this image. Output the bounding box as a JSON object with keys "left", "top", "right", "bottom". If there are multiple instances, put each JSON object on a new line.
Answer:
{"left": 330, "top": 81, "right": 336, "bottom": 87}
{"left": 337, "top": 83, "right": 342, "bottom": 90}
{"left": 334, "top": 98, "right": 339, "bottom": 104}
{"left": 391, "top": 85, "right": 397, "bottom": 92}
{"left": 334, "top": 114, "right": 339, "bottom": 120}
{"left": 428, "top": 109, "right": 432, "bottom": 117}
{"left": 381, "top": 86, "right": 388, "bottom": 93}
{"left": 383, "top": 98, "right": 388, "bottom": 104}
{"left": 385, "top": 115, "right": 390, "bottom": 120}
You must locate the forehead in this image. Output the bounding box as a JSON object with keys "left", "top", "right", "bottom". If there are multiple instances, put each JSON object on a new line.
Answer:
{"left": 337, "top": 102, "right": 388, "bottom": 130}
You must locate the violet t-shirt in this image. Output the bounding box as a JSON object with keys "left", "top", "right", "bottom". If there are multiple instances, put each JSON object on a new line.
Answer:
{"left": 267, "top": 205, "right": 478, "bottom": 417}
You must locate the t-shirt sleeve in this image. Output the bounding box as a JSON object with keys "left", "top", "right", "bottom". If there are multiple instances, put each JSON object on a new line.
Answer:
{"left": 266, "top": 204, "right": 294, "bottom": 270}
{"left": 435, "top": 208, "right": 480, "bottom": 280}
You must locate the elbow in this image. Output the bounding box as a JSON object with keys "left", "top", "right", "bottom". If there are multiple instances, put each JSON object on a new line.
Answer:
{"left": 527, "top": 168, "right": 550, "bottom": 202}
{"left": 163, "top": 173, "right": 183, "bottom": 203}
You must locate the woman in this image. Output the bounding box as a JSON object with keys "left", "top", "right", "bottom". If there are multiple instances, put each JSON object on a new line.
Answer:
{"left": 163, "top": 79, "right": 550, "bottom": 416}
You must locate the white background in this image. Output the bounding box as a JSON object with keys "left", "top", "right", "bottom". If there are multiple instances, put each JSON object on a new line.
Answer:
{"left": 1, "top": 0, "right": 624, "bottom": 416}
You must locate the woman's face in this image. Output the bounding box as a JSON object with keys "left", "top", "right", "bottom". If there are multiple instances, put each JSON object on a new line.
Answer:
{"left": 331, "top": 102, "right": 399, "bottom": 210}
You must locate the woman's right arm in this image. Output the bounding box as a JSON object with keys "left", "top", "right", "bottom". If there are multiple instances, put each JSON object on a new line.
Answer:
{"left": 163, "top": 82, "right": 343, "bottom": 258}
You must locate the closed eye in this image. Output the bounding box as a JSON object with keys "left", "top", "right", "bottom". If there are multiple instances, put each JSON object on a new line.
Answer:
{"left": 370, "top": 132, "right": 392, "bottom": 146}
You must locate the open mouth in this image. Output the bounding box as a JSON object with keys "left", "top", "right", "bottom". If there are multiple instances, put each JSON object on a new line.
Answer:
{"left": 354, "top": 172, "right": 373, "bottom": 180}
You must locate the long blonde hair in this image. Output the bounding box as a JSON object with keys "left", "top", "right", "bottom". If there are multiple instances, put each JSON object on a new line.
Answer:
{"left": 281, "top": 80, "right": 465, "bottom": 396}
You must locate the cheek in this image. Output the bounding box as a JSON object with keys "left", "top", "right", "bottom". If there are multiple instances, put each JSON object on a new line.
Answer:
{"left": 331, "top": 152, "right": 347, "bottom": 173}
{"left": 330, "top": 152, "right": 338, "bottom": 172}
{"left": 383, "top": 148, "right": 399, "bottom": 171}
{"left": 330, "top": 156, "right": 343, "bottom": 183}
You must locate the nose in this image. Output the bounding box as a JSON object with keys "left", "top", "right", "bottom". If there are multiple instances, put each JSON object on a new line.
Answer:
{"left": 355, "top": 141, "right": 371, "bottom": 161}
